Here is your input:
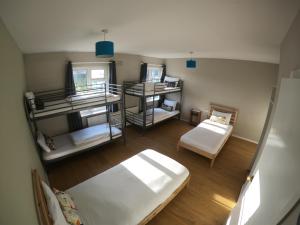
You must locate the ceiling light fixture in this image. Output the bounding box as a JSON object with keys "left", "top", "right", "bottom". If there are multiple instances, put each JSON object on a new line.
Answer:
{"left": 95, "top": 29, "right": 114, "bottom": 58}
{"left": 186, "top": 51, "right": 197, "bottom": 69}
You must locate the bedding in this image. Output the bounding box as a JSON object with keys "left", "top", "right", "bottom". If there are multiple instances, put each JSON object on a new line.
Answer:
{"left": 126, "top": 107, "right": 179, "bottom": 127}
{"left": 66, "top": 149, "right": 189, "bottom": 225}
{"left": 180, "top": 119, "right": 233, "bottom": 155}
{"left": 37, "top": 131, "right": 51, "bottom": 153}
{"left": 164, "top": 76, "right": 179, "bottom": 87}
{"left": 70, "top": 123, "right": 120, "bottom": 146}
{"left": 164, "top": 99, "right": 177, "bottom": 111}
{"left": 211, "top": 110, "right": 232, "bottom": 125}
{"left": 41, "top": 181, "right": 69, "bottom": 225}
{"left": 43, "top": 123, "right": 122, "bottom": 161}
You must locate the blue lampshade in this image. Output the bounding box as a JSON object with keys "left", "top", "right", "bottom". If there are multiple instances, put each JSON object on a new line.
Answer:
{"left": 186, "top": 59, "right": 197, "bottom": 68}
{"left": 95, "top": 41, "right": 114, "bottom": 58}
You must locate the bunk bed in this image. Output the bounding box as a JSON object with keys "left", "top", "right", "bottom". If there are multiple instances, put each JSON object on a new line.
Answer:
{"left": 124, "top": 78, "right": 183, "bottom": 129}
{"left": 24, "top": 84, "right": 125, "bottom": 163}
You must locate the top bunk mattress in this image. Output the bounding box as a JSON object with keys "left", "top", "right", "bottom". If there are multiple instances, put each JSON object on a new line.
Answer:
{"left": 180, "top": 119, "right": 233, "bottom": 155}
{"left": 125, "top": 83, "right": 181, "bottom": 96}
{"left": 67, "top": 149, "right": 189, "bottom": 225}
{"left": 30, "top": 92, "right": 120, "bottom": 119}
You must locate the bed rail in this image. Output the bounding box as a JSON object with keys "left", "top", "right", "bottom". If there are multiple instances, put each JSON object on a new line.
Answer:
{"left": 24, "top": 83, "right": 123, "bottom": 120}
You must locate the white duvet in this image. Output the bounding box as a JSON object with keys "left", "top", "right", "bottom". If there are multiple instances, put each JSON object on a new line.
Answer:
{"left": 180, "top": 119, "right": 233, "bottom": 155}
{"left": 67, "top": 149, "right": 189, "bottom": 225}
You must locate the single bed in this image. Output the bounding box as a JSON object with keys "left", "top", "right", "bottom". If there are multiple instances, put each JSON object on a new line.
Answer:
{"left": 42, "top": 123, "right": 122, "bottom": 162}
{"left": 126, "top": 107, "right": 180, "bottom": 127}
{"left": 177, "top": 103, "right": 238, "bottom": 167}
{"left": 32, "top": 149, "right": 190, "bottom": 225}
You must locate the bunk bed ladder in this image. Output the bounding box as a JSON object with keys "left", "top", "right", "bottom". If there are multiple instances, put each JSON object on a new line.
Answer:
{"left": 142, "top": 82, "right": 147, "bottom": 129}
{"left": 178, "top": 80, "right": 184, "bottom": 120}
{"left": 105, "top": 84, "right": 113, "bottom": 140}
{"left": 120, "top": 85, "right": 126, "bottom": 143}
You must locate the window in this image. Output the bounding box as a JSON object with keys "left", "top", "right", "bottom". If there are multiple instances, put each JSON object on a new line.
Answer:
{"left": 147, "top": 66, "right": 163, "bottom": 83}
{"left": 73, "top": 65, "right": 109, "bottom": 92}
{"left": 73, "top": 64, "right": 109, "bottom": 118}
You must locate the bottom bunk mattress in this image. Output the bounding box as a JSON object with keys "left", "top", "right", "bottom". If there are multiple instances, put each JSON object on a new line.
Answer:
{"left": 180, "top": 119, "right": 233, "bottom": 155}
{"left": 43, "top": 123, "right": 122, "bottom": 161}
{"left": 126, "top": 107, "right": 179, "bottom": 127}
{"left": 66, "top": 149, "right": 190, "bottom": 225}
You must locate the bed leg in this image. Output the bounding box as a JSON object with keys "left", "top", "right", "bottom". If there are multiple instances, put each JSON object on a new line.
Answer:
{"left": 210, "top": 158, "right": 215, "bottom": 168}
{"left": 177, "top": 142, "right": 181, "bottom": 151}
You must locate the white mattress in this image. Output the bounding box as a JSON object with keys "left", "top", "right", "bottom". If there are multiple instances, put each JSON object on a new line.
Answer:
{"left": 43, "top": 124, "right": 122, "bottom": 161}
{"left": 127, "top": 107, "right": 179, "bottom": 126}
{"left": 180, "top": 119, "right": 233, "bottom": 155}
{"left": 67, "top": 149, "right": 189, "bottom": 225}
{"left": 70, "top": 123, "right": 120, "bottom": 146}
{"left": 31, "top": 93, "right": 120, "bottom": 118}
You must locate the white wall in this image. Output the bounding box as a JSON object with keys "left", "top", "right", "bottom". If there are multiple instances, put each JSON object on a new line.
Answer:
{"left": 0, "top": 19, "right": 45, "bottom": 225}
{"left": 166, "top": 58, "right": 278, "bottom": 142}
{"left": 24, "top": 52, "right": 164, "bottom": 136}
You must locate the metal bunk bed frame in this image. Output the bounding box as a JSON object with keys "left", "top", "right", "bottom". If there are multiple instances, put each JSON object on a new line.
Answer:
{"left": 24, "top": 83, "right": 126, "bottom": 164}
{"left": 123, "top": 80, "right": 183, "bottom": 130}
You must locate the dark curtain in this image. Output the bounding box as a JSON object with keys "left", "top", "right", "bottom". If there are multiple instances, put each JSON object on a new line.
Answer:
{"left": 65, "top": 61, "right": 83, "bottom": 132}
{"left": 139, "top": 63, "right": 148, "bottom": 112}
{"left": 158, "top": 64, "right": 167, "bottom": 106}
{"left": 109, "top": 60, "right": 118, "bottom": 112}
{"left": 160, "top": 64, "right": 166, "bottom": 82}
{"left": 139, "top": 63, "right": 148, "bottom": 82}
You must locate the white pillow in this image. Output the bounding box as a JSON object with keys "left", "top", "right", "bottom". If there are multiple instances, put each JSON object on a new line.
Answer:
{"left": 25, "top": 91, "right": 36, "bottom": 109}
{"left": 164, "top": 99, "right": 177, "bottom": 111}
{"left": 37, "top": 131, "right": 51, "bottom": 153}
{"left": 211, "top": 110, "right": 232, "bottom": 125}
{"left": 41, "top": 181, "right": 69, "bottom": 225}
{"left": 164, "top": 76, "right": 179, "bottom": 87}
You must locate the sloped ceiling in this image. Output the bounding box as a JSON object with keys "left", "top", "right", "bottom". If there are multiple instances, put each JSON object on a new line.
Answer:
{"left": 0, "top": 0, "right": 299, "bottom": 63}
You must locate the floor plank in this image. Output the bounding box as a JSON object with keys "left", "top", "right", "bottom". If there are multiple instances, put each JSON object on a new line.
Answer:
{"left": 47, "top": 119, "right": 257, "bottom": 225}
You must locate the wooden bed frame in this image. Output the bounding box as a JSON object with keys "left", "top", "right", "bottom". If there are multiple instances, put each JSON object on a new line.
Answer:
{"left": 32, "top": 169, "right": 190, "bottom": 225}
{"left": 177, "top": 103, "right": 238, "bottom": 168}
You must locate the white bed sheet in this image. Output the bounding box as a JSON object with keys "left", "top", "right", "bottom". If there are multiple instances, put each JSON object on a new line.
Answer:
{"left": 127, "top": 108, "right": 179, "bottom": 126}
{"left": 70, "top": 123, "right": 121, "bottom": 146}
{"left": 180, "top": 119, "right": 233, "bottom": 155}
{"left": 43, "top": 124, "right": 122, "bottom": 161}
{"left": 31, "top": 93, "right": 120, "bottom": 118}
{"left": 67, "top": 149, "right": 189, "bottom": 225}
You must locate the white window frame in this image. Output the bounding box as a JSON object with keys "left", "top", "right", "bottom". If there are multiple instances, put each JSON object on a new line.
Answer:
{"left": 73, "top": 65, "right": 109, "bottom": 92}
{"left": 146, "top": 66, "right": 163, "bottom": 83}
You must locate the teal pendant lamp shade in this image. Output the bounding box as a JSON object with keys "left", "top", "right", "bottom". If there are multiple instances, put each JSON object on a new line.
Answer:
{"left": 186, "top": 51, "right": 197, "bottom": 69}
{"left": 186, "top": 59, "right": 196, "bottom": 68}
{"left": 95, "top": 29, "right": 114, "bottom": 58}
{"left": 96, "top": 41, "right": 114, "bottom": 58}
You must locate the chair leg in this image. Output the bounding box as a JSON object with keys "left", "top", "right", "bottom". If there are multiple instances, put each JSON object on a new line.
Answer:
{"left": 210, "top": 158, "right": 215, "bottom": 168}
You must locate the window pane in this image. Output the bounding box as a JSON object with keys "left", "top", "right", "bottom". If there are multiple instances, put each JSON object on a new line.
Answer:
{"left": 91, "top": 70, "right": 104, "bottom": 79}
{"left": 73, "top": 69, "right": 88, "bottom": 91}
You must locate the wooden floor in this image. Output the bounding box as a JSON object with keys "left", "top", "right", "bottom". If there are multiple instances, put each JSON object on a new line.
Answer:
{"left": 47, "top": 119, "right": 257, "bottom": 225}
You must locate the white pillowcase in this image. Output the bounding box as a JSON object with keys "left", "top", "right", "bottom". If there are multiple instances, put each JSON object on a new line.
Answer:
{"left": 211, "top": 110, "right": 232, "bottom": 125}
{"left": 164, "top": 99, "right": 177, "bottom": 111}
{"left": 37, "top": 131, "right": 51, "bottom": 153}
{"left": 164, "top": 76, "right": 179, "bottom": 87}
{"left": 41, "top": 181, "right": 69, "bottom": 225}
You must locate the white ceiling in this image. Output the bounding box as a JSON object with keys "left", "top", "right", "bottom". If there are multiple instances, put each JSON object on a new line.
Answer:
{"left": 1, "top": 0, "right": 299, "bottom": 63}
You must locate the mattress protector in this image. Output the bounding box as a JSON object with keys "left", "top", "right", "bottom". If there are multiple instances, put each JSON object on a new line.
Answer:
{"left": 180, "top": 119, "right": 233, "bottom": 155}
{"left": 67, "top": 149, "right": 189, "bottom": 225}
